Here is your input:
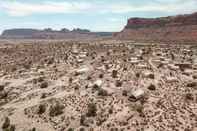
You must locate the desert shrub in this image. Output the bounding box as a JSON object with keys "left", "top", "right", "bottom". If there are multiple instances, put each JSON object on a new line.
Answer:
{"left": 9, "top": 125, "right": 15, "bottom": 131}
{"left": 86, "top": 103, "right": 97, "bottom": 117}
{"left": 112, "top": 70, "right": 118, "bottom": 78}
{"left": 108, "top": 107, "right": 113, "bottom": 114}
{"left": 186, "top": 82, "right": 197, "bottom": 88}
{"left": 11, "top": 67, "right": 17, "bottom": 72}
{"left": 157, "top": 63, "right": 163, "bottom": 68}
{"left": 122, "top": 90, "right": 128, "bottom": 96}
{"left": 96, "top": 115, "right": 106, "bottom": 126}
{"left": 29, "top": 127, "right": 36, "bottom": 131}
{"left": 135, "top": 104, "right": 144, "bottom": 114}
{"left": 79, "top": 127, "right": 85, "bottom": 131}
{"left": 147, "top": 84, "right": 156, "bottom": 91}
{"left": 105, "top": 65, "right": 109, "bottom": 70}
{"left": 148, "top": 74, "right": 155, "bottom": 79}
{"left": 86, "top": 76, "right": 92, "bottom": 80}
{"left": 97, "top": 88, "right": 108, "bottom": 96}
{"left": 40, "top": 93, "right": 47, "bottom": 99}
{"left": 67, "top": 128, "right": 74, "bottom": 131}
{"left": 192, "top": 75, "right": 197, "bottom": 79}
{"left": 2, "top": 117, "right": 10, "bottom": 129}
{"left": 115, "top": 80, "right": 122, "bottom": 87}
{"left": 47, "top": 58, "right": 54, "bottom": 65}
{"left": 99, "top": 74, "right": 104, "bottom": 78}
{"left": 131, "top": 104, "right": 145, "bottom": 117}
{"left": 40, "top": 82, "right": 48, "bottom": 89}
{"left": 80, "top": 115, "right": 86, "bottom": 126}
{"left": 0, "top": 85, "right": 4, "bottom": 91}
{"left": 0, "top": 91, "right": 8, "bottom": 99}
{"left": 69, "top": 77, "right": 73, "bottom": 83}
{"left": 1, "top": 117, "right": 15, "bottom": 131}
{"left": 74, "top": 85, "right": 79, "bottom": 90}
{"left": 92, "top": 56, "right": 95, "bottom": 60}
{"left": 123, "top": 67, "right": 127, "bottom": 71}
{"left": 49, "top": 103, "right": 64, "bottom": 117}
{"left": 185, "top": 93, "right": 194, "bottom": 101}
{"left": 92, "top": 84, "right": 99, "bottom": 90}
{"left": 110, "top": 128, "right": 118, "bottom": 131}
{"left": 37, "top": 77, "right": 45, "bottom": 83}
{"left": 37, "top": 104, "right": 46, "bottom": 114}
{"left": 135, "top": 73, "right": 140, "bottom": 78}
{"left": 23, "top": 63, "right": 31, "bottom": 70}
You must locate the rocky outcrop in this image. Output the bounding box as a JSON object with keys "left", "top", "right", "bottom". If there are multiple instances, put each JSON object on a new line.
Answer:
{"left": 115, "top": 12, "right": 197, "bottom": 43}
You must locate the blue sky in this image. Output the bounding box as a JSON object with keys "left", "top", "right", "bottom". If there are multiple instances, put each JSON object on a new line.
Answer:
{"left": 0, "top": 0, "right": 197, "bottom": 33}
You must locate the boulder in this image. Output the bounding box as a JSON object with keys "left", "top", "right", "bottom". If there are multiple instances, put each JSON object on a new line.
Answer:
{"left": 129, "top": 89, "right": 145, "bottom": 101}
{"left": 93, "top": 80, "right": 103, "bottom": 87}
{"left": 166, "top": 77, "right": 178, "bottom": 83}
{"left": 76, "top": 67, "right": 90, "bottom": 74}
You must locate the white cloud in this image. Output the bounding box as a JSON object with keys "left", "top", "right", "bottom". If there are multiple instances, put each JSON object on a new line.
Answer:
{"left": 107, "top": 0, "right": 197, "bottom": 14}
{"left": 0, "top": 0, "right": 197, "bottom": 16}
{"left": 107, "top": 18, "right": 122, "bottom": 22}
{"left": 0, "top": 1, "right": 94, "bottom": 16}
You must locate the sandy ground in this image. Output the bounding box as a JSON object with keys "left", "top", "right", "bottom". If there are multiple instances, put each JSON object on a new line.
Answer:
{"left": 0, "top": 40, "right": 196, "bottom": 131}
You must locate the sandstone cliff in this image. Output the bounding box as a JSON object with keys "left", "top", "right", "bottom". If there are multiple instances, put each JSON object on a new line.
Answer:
{"left": 115, "top": 12, "right": 197, "bottom": 43}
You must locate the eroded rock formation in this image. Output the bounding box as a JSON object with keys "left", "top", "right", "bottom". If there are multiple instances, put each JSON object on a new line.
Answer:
{"left": 115, "top": 12, "right": 197, "bottom": 43}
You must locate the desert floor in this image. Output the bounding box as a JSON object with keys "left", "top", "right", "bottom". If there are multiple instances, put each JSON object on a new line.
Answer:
{"left": 0, "top": 40, "right": 196, "bottom": 131}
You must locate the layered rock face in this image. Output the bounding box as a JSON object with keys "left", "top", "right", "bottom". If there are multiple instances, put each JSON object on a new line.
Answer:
{"left": 115, "top": 12, "right": 197, "bottom": 43}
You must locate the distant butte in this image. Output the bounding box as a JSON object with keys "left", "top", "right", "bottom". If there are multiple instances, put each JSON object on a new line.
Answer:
{"left": 0, "top": 28, "right": 113, "bottom": 39}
